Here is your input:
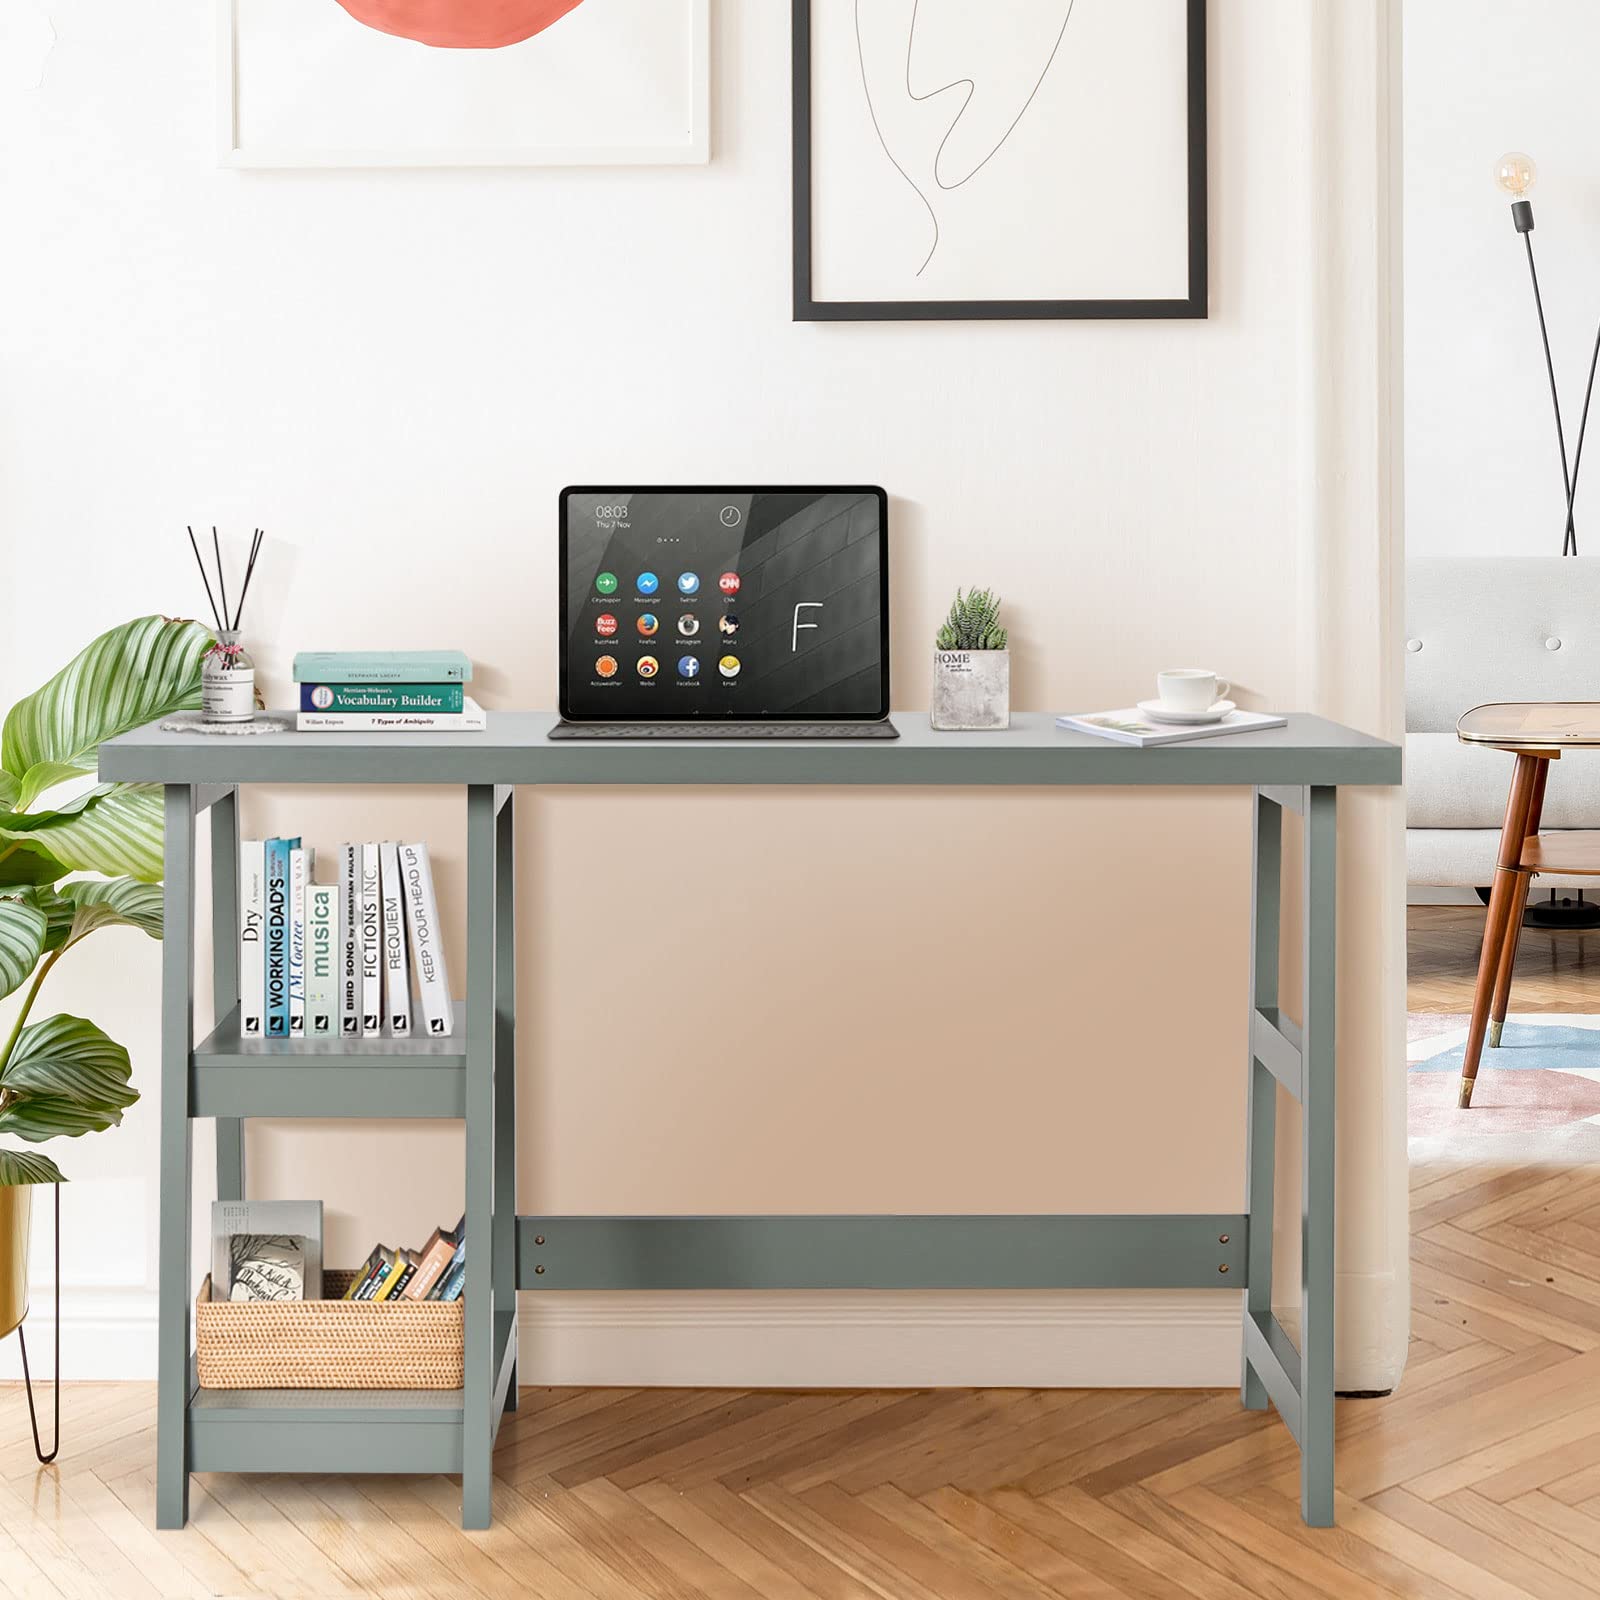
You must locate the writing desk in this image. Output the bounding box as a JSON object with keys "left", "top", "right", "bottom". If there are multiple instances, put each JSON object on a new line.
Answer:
{"left": 100, "top": 710, "right": 1401, "bottom": 1530}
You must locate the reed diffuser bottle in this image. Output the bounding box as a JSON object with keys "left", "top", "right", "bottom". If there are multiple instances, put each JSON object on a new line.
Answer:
{"left": 201, "top": 631, "right": 256, "bottom": 723}
{"left": 189, "top": 525, "right": 264, "bottom": 724}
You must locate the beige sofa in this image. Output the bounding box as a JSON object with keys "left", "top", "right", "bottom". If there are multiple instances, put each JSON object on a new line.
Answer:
{"left": 1408, "top": 557, "right": 1600, "bottom": 892}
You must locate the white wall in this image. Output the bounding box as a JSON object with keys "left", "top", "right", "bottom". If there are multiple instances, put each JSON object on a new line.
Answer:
{"left": 0, "top": 1, "right": 1406, "bottom": 1390}
{"left": 1405, "top": 0, "right": 1600, "bottom": 558}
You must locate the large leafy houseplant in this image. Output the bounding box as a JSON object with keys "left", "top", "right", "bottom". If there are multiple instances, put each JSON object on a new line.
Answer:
{"left": 0, "top": 617, "right": 211, "bottom": 1186}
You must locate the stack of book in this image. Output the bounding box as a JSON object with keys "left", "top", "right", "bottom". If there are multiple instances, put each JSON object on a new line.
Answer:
{"left": 345, "top": 1215, "right": 466, "bottom": 1301}
{"left": 294, "top": 650, "right": 484, "bottom": 732}
{"left": 239, "top": 838, "right": 453, "bottom": 1039}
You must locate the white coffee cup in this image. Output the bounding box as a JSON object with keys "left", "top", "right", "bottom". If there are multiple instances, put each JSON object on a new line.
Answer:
{"left": 1156, "top": 668, "right": 1229, "bottom": 714}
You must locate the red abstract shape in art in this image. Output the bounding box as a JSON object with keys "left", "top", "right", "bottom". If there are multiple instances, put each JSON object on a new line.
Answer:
{"left": 332, "top": 0, "right": 588, "bottom": 50}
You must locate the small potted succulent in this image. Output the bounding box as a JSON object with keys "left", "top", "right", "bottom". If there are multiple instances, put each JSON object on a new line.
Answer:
{"left": 931, "top": 587, "right": 1010, "bottom": 730}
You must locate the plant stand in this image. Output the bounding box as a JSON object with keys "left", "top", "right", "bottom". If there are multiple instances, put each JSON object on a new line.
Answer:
{"left": 12, "top": 1182, "right": 61, "bottom": 1465}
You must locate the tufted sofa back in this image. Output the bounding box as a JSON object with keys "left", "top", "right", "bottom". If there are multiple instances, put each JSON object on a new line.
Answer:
{"left": 1407, "top": 557, "right": 1600, "bottom": 835}
{"left": 1407, "top": 557, "right": 1600, "bottom": 731}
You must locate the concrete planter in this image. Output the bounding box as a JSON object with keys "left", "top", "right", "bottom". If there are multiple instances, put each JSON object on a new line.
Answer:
{"left": 930, "top": 649, "right": 1010, "bottom": 731}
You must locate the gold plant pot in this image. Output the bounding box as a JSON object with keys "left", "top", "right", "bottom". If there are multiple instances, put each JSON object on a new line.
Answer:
{"left": 0, "top": 1184, "right": 32, "bottom": 1340}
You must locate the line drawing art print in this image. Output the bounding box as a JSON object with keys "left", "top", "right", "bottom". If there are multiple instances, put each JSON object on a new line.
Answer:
{"left": 794, "top": 0, "right": 1206, "bottom": 321}
{"left": 855, "top": 0, "right": 1076, "bottom": 278}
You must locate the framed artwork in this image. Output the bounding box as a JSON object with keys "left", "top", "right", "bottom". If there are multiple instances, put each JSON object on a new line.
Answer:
{"left": 791, "top": 0, "right": 1206, "bottom": 321}
{"left": 219, "top": 0, "right": 709, "bottom": 168}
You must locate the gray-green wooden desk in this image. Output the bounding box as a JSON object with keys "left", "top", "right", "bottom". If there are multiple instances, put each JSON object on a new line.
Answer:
{"left": 100, "top": 710, "right": 1401, "bottom": 1530}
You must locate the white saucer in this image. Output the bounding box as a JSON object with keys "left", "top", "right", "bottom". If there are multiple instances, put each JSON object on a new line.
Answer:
{"left": 1137, "top": 698, "right": 1236, "bottom": 726}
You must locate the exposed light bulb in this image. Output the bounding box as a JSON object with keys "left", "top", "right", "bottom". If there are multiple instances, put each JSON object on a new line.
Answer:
{"left": 1495, "top": 151, "right": 1537, "bottom": 199}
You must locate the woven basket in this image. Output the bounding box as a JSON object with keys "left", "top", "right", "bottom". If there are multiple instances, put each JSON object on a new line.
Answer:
{"left": 195, "top": 1270, "right": 464, "bottom": 1390}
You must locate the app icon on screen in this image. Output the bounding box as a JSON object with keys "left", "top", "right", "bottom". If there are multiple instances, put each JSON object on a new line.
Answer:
{"left": 594, "top": 571, "right": 618, "bottom": 596}
{"left": 595, "top": 655, "right": 618, "bottom": 678}
{"left": 678, "top": 655, "right": 700, "bottom": 678}
{"left": 636, "top": 613, "right": 659, "bottom": 636}
{"left": 718, "top": 613, "right": 740, "bottom": 637}
{"left": 636, "top": 571, "right": 660, "bottom": 595}
{"left": 636, "top": 655, "right": 659, "bottom": 678}
{"left": 719, "top": 571, "right": 741, "bottom": 596}
{"left": 718, "top": 655, "right": 741, "bottom": 678}
{"left": 595, "top": 613, "right": 618, "bottom": 637}
{"left": 678, "top": 613, "right": 700, "bottom": 636}
{"left": 677, "top": 572, "right": 700, "bottom": 595}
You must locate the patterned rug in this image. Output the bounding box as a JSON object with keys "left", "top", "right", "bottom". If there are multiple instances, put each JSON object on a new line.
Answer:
{"left": 1409, "top": 1013, "right": 1600, "bottom": 1164}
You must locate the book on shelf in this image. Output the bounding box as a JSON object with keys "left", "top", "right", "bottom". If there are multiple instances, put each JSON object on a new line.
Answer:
{"left": 212, "top": 1200, "right": 323, "bottom": 1301}
{"left": 295, "top": 696, "right": 486, "bottom": 734}
{"left": 400, "top": 840, "right": 454, "bottom": 1037}
{"left": 1055, "top": 709, "right": 1288, "bottom": 748}
{"left": 344, "top": 1215, "right": 464, "bottom": 1303}
{"left": 299, "top": 682, "right": 466, "bottom": 715}
{"left": 338, "top": 844, "right": 361, "bottom": 1037}
{"left": 239, "top": 839, "right": 264, "bottom": 1037}
{"left": 237, "top": 840, "right": 450, "bottom": 1049}
{"left": 305, "top": 882, "right": 337, "bottom": 1037}
{"left": 264, "top": 837, "right": 298, "bottom": 1038}
{"left": 292, "top": 650, "right": 472, "bottom": 685}
{"left": 288, "top": 845, "right": 308, "bottom": 1035}
{"left": 380, "top": 842, "right": 411, "bottom": 1036}
{"left": 360, "top": 843, "right": 382, "bottom": 1034}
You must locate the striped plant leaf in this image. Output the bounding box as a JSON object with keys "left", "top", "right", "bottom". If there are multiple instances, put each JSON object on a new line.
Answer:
{"left": 0, "top": 1148, "right": 63, "bottom": 1184}
{"left": 0, "top": 1014, "right": 136, "bottom": 1142}
{"left": 14, "top": 885, "right": 75, "bottom": 951}
{"left": 11, "top": 760, "right": 97, "bottom": 816}
{"left": 58, "top": 878, "right": 163, "bottom": 943}
{"left": 1, "top": 615, "right": 210, "bottom": 787}
{"left": 0, "top": 896, "right": 47, "bottom": 1000}
{"left": 0, "top": 837, "right": 70, "bottom": 889}
{"left": 0, "top": 784, "right": 165, "bottom": 881}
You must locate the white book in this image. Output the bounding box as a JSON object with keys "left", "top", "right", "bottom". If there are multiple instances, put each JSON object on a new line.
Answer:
{"left": 400, "top": 841, "right": 454, "bottom": 1038}
{"left": 288, "top": 846, "right": 309, "bottom": 1035}
{"left": 296, "top": 695, "right": 487, "bottom": 734}
{"left": 211, "top": 1200, "right": 323, "bottom": 1301}
{"left": 239, "top": 839, "right": 265, "bottom": 1039}
{"left": 338, "top": 844, "right": 361, "bottom": 1037}
{"left": 1055, "top": 709, "right": 1289, "bottom": 748}
{"left": 306, "top": 883, "right": 337, "bottom": 1038}
{"left": 360, "top": 843, "right": 383, "bottom": 1035}
{"left": 379, "top": 842, "right": 411, "bottom": 1036}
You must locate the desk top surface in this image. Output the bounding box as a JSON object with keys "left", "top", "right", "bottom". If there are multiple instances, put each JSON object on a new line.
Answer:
{"left": 99, "top": 711, "right": 1400, "bottom": 788}
{"left": 1458, "top": 702, "right": 1600, "bottom": 752}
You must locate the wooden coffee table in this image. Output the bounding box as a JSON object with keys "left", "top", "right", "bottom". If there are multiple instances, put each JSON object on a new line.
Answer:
{"left": 1456, "top": 702, "right": 1600, "bottom": 1107}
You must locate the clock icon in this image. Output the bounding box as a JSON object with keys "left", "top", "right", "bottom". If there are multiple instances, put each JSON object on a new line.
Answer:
{"left": 720, "top": 505, "right": 742, "bottom": 527}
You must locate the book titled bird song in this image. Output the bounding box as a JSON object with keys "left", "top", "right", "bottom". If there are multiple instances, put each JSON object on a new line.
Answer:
{"left": 338, "top": 844, "right": 361, "bottom": 1037}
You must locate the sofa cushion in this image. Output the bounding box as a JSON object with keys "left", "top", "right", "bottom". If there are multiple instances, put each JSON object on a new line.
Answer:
{"left": 1407, "top": 557, "right": 1600, "bottom": 732}
{"left": 1407, "top": 733, "right": 1600, "bottom": 829}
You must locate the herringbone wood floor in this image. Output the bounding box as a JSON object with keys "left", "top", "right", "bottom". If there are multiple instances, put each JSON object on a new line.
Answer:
{"left": 3, "top": 911, "right": 1598, "bottom": 1598}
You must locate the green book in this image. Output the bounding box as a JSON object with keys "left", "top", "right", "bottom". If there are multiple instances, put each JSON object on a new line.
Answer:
{"left": 298, "top": 683, "right": 466, "bottom": 714}
{"left": 292, "top": 650, "right": 472, "bottom": 685}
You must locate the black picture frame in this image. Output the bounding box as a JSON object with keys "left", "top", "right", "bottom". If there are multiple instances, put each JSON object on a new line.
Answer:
{"left": 791, "top": 0, "right": 1208, "bottom": 322}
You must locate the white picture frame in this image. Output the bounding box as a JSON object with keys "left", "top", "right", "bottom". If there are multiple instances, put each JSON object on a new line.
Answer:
{"left": 218, "top": 0, "right": 709, "bottom": 169}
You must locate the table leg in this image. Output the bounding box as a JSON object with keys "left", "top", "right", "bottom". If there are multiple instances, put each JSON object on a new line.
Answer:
{"left": 157, "top": 786, "right": 196, "bottom": 1530}
{"left": 210, "top": 788, "right": 245, "bottom": 1202}
{"left": 1242, "top": 789, "right": 1281, "bottom": 1414}
{"left": 462, "top": 785, "right": 497, "bottom": 1529}
{"left": 493, "top": 790, "right": 518, "bottom": 1416}
{"left": 1488, "top": 758, "right": 1547, "bottom": 1050}
{"left": 1461, "top": 754, "right": 1543, "bottom": 1108}
{"left": 1301, "top": 785, "right": 1336, "bottom": 1527}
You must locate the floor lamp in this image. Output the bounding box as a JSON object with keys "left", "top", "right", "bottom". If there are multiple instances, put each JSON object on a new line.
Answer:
{"left": 1499, "top": 152, "right": 1600, "bottom": 925}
